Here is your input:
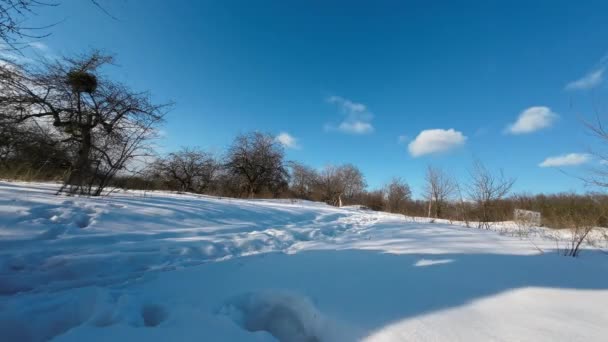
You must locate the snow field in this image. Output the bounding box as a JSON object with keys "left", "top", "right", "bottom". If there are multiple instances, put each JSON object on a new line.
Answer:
{"left": 1, "top": 182, "right": 607, "bottom": 341}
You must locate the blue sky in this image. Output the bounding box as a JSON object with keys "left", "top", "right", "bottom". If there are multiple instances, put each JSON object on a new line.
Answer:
{"left": 19, "top": 0, "right": 608, "bottom": 197}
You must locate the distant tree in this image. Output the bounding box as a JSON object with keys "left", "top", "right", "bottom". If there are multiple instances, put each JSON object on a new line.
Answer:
{"left": 549, "top": 194, "right": 604, "bottom": 257}
{"left": 360, "top": 189, "right": 386, "bottom": 211}
{"left": 212, "top": 168, "right": 245, "bottom": 197}
{"left": 153, "top": 148, "right": 219, "bottom": 193}
{"left": 225, "top": 132, "right": 289, "bottom": 198}
{"left": 455, "top": 182, "right": 472, "bottom": 226}
{"left": 288, "top": 161, "right": 318, "bottom": 200}
{"left": 340, "top": 164, "right": 366, "bottom": 201}
{"left": 384, "top": 177, "right": 411, "bottom": 214}
{"left": 0, "top": 51, "right": 168, "bottom": 195}
{"left": 511, "top": 192, "right": 607, "bottom": 257}
{"left": 467, "top": 160, "right": 515, "bottom": 228}
{"left": 317, "top": 165, "right": 341, "bottom": 206}
{"left": 318, "top": 164, "right": 366, "bottom": 207}
{"left": 424, "top": 165, "right": 456, "bottom": 218}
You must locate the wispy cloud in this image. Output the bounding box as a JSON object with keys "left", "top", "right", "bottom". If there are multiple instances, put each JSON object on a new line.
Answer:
{"left": 565, "top": 66, "right": 605, "bottom": 91}
{"left": 325, "top": 96, "right": 374, "bottom": 134}
{"left": 276, "top": 132, "right": 300, "bottom": 149}
{"left": 539, "top": 153, "right": 590, "bottom": 167}
{"left": 336, "top": 121, "right": 373, "bottom": 134}
{"left": 0, "top": 41, "right": 52, "bottom": 64}
{"left": 28, "top": 42, "right": 48, "bottom": 51}
{"left": 506, "top": 106, "right": 558, "bottom": 134}
{"left": 397, "top": 135, "right": 409, "bottom": 144}
{"left": 408, "top": 128, "right": 467, "bottom": 157}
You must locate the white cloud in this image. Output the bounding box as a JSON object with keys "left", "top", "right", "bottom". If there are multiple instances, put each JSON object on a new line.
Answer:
{"left": 326, "top": 96, "right": 374, "bottom": 134}
{"left": 276, "top": 132, "right": 300, "bottom": 149}
{"left": 408, "top": 128, "right": 467, "bottom": 157}
{"left": 506, "top": 106, "right": 558, "bottom": 134}
{"left": 539, "top": 153, "right": 591, "bottom": 167}
{"left": 565, "top": 67, "right": 604, "bottom": 90}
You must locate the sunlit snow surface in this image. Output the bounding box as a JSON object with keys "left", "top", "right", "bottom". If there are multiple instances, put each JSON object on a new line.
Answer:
{"left": 0, "top": 182, "right": 607, "bottom": 341}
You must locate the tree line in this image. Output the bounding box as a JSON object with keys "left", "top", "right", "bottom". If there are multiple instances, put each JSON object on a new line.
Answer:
{"left": 2, "top": 50, "right": 607, "bottom": 235}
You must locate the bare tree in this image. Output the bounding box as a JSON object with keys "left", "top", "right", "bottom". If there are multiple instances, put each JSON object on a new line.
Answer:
{"left": 153, "top": 147, "right": 219, "bottom": 193}
{"left": 384, "top": 177, "right": 411, "bottom": 214}
{"left": 212, "top": 168, "right": 244, "bottom": 197}
{"left": 340, "top": 164, "right": 366, "bottom": 202}
{"left": 467, "top": 160, "right": 515, "bottom": 228}
{"left": 565, "top": 225, "right": 595, "bottom": 257}
{"left": 359, "top": 189, "right": 385, "bottom": 211}
{"left": 425, "top": 165, "right": 456, "bottom": 219}
{"left": 288, "top": 161, "right": 318, "bottom": 200}
{"left": 0, "top": 1, "right": 116, "bottom": 51}
{"left": 225, "top": 132, "right": 289, "bottom": 198}
{"left": 0, "top": 0, "right": 57, "bottom": 50}
{"left": 0, "top": 115, "right": 70, "bottom": 179}
{"left": 455, "top": 182, "right": 471, "bottom": 227}
{"left": 0, "top": 51, "right": 168, "bottom": 195}
{"left": 318, "top": 165, "right": 342, "bottom": 206}
{"left": 318, "top": 164, "right": 366, "bottom": 207}
{"left": 536, "top": 193, "right": 606, "bottom": 257}
{"left": 582, "top": 113, "right": 608, "bottom": 188}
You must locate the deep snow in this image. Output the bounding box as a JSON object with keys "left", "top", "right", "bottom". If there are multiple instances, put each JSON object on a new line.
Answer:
{"left": 0, "top": 182, "right": 607, "bottom": 341}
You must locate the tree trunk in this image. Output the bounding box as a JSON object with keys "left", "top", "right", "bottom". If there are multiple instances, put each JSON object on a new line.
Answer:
{"left": 435, "top": 200, "right": 441, "bottom": 218}
{"left": 67, "top": 126, "right": 92, "bottom": 194}
{"left": 64, "top": 93, "right": 93, "bottom": 195}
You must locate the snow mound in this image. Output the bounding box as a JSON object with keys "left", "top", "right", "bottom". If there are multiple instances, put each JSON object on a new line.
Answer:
{"left": 0, "top": 287, "right": 105, "bottom": 342}
{"left": 0, "top": 285, "right": 173, "bottom": 342}
{"left": 220, "top": 291, "right": 355, "bottom": 342}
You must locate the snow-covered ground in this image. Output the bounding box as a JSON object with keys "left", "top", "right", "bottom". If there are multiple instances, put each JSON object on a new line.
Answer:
{"left": 1, "top": 182, "right": 607, "bottom": 341}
